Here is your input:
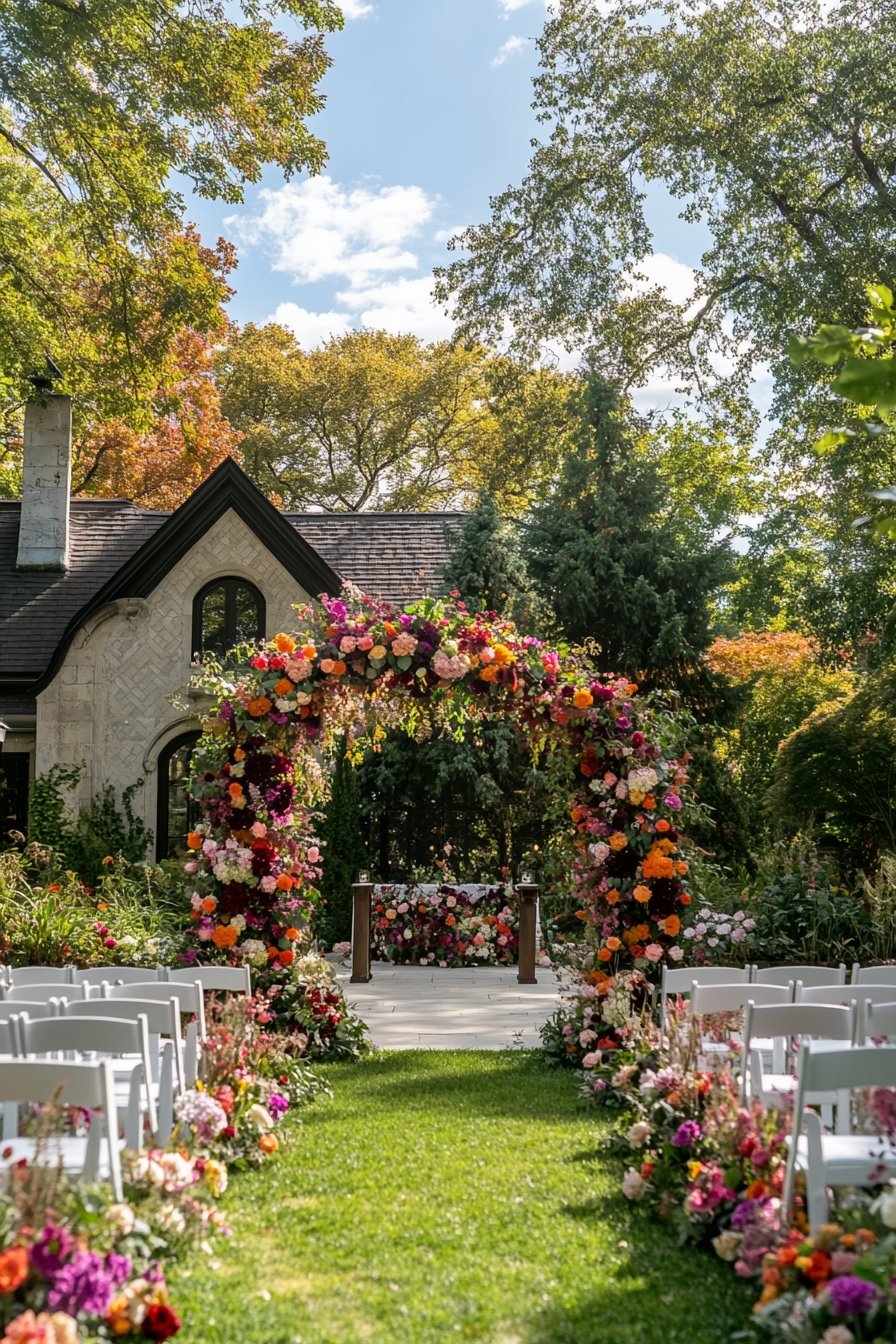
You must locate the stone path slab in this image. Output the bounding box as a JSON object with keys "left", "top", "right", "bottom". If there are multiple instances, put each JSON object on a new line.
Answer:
{"left": 333, "top": 962, "right": 564, "bottom": 1049}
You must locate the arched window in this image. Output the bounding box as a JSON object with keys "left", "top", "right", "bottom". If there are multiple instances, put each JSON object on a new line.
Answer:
{"left": 156, "top": 731, "right": 202, "bottom": 860}
{"left": 192, "top": 578, "right": 265, "bottom": 661}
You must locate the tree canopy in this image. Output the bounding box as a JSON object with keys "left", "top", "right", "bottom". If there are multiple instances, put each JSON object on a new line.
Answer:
{"left": 436, "top": 0, "right": 896, "bottom": 424}
{"left": 523, "top": 377, "right": 731, "bottom": 680}
{"left": 0, "top": 0, "right": 340, "bottom": 419}
{"left": 217, "top": 324, "right": 577, "bottom": 512}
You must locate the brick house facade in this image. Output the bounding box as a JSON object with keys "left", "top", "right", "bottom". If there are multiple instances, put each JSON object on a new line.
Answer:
{"left": 0, "top": 395, "right": 462, "bottom": 857}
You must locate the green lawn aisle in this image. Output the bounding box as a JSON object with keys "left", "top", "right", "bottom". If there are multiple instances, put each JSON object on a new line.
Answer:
{"left": 169, "top": 1052, "right": 754, "bottom": 1344}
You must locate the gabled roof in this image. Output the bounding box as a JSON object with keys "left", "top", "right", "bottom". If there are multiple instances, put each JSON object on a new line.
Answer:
{"left": 0, "top": 458, "right": 464, "bottom": 712}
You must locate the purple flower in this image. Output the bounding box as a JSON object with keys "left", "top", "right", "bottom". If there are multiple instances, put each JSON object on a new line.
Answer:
{"left": 664, "top": 794, "right": 683, "bottom": 810}
{"left": 731, "top": 1196, "right": 765, "bottom": 1230}
{"left": 47, "top": 1249, "right": 118, "bottom": 1316}
{"left": 268, "top": 1093, "right": 289, "bottom": 1116}
{"left": 671, "top": 1120, "right": 703, "bottom": 1147}
{"left": 29, "top": 1223, "right": 74, "bottom": 1278}
{"left": 105, "top": 1252, "right": 133, "bottom": 1286}
{"left": 825, "top": 1275, "right": 884, "bottom": 1317}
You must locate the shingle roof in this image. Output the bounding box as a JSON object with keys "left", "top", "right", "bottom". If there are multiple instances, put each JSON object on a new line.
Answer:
{"left": 0, "top": 476, "right": 464, "bottom": 715}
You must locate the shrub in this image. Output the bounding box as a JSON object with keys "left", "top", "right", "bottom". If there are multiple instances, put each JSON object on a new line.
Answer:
{"left": 27, "top": 764, "right": 153, "bottom": 885}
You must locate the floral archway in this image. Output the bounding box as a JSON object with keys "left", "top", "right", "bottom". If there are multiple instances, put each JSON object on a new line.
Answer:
{"left": 181, "top": 590, "right": 692, "bottom": 1002}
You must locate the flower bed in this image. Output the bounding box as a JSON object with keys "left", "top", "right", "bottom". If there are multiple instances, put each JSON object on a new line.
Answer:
{"left": 370, "top": 883, "right": 519, "bottom": 967}
{"left": 542, "top": 969, "right": 896, "bottom": 1343}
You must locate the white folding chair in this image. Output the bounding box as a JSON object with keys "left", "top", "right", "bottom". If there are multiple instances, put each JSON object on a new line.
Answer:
{"left": 102, "top": 981, "right": 205, "bottom": 1087}
{"left": 60, "top": 997, "right": 183, "bottom": 1136}
{"left": 0, "top": 982, "right": 89, "bottom": 1004}
{"left": 855, "top": 998, "right": 896, "bottom": 1046}
{"left": 0, "top": 1059, "right": 126, "bottom": 1200}
{"left": 797, "top": 982, "right": 896, "bottom": 1010}
{"left": 0, "top": 1020, "right": 19, "bottom": 1056}
{"left": 73, "top": 966, "right": 167, "bottom": 988}
{"left": 659, "top": 964, "right": 751, "bottom": 1030}
{"left": 167, "top": 965, "right": 252, "bottom": 995}
{"left": 16, "top": 1013, "right": 152, "bottom": 1147}
{"left": 752, "top": 964, "right": 846, "bottom": 988}
{"left": 741, "top": 1000, "right": 854, "bottom": 1129}
{"left": 688, "top": 982, "right": 790, "bottom": 1065}
{"left": 3, "top": 966, "right": 74, "bottom": 986}
{"left": 783, "top": 1041, "right": 896, "bottom": 1232}
{"left": 0, "top": 1000, "right": 60, "bottom": 1024}
{"left": 851, "top": 963, "right": 896, "bottom": 986}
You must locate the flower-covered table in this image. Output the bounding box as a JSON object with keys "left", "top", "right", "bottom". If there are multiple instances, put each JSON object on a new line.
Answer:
{"left": 369, "top": 883, "right": 521, "bottom": 967}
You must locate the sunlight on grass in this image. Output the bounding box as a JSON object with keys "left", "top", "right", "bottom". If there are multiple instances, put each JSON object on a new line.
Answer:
{"left": 169, "top": 1052, "right": 753, "bottom": 1343}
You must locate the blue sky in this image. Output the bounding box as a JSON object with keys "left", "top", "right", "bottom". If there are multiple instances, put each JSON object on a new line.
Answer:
{"left": 185, "top": 0, "right": 707, "bottom": 372}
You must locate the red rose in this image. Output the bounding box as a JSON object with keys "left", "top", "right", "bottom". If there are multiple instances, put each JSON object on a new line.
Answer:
{"left": 143, "top": 1303, "right": 181, "bottom": 1339}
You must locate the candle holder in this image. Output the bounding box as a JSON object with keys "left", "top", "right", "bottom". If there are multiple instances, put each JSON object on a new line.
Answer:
{"left": 520, "top": 870, "right": 534, "bottom": 886}
{"left": 357, "top": 870, "right": 370, "bottom": 884}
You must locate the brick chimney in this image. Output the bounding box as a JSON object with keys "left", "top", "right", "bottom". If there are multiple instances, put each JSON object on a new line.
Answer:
{"left": 16, "top": 393, "right": 73, "bottom": 570}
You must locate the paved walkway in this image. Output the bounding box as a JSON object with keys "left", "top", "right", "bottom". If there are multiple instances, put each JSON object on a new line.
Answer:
{"left": 333, "top": 962, "right": 564, "bottom": 1049}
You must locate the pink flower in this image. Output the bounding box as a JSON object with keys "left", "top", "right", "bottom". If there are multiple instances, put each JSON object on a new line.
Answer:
{"left": 306, "top": 846, "right": 320, "bottom": 863}
{"left": 644, "top": 943, "right": 664, "bottom": 962}
{"left": 251, "top": 821, "right": 267, "bottom": 838}
{"left": 581, "top": 1051, "right": 601, "bottom": 1069}
{"left": 391, "top": 632, "right": 418, "bottom": 657}
{"left": 357, "top": 635, "right": 374, "bottom": 651}
{"left": 339, "top": 636, "right": 357, "bottom": 653}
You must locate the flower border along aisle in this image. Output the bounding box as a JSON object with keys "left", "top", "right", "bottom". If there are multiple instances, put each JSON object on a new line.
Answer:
{"left": 182, "top": 588, "right": 695, "bottom": 1000}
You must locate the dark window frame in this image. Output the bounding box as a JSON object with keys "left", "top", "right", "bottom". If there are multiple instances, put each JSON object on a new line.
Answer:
{"left": 156, "top": 731, "right": 202, "bottom": 861}
{"left": 191, "top": 577, "right": 265, "bottom": 660}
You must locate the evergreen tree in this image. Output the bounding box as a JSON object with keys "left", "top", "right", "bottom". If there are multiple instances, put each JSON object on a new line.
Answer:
{"left": 523, "top": 377, "right": 730, "bottom": 682}
{"left": 443, "top": 492, "right": 553, "bottom": 635}
{"left": 317, "top": 739, "right": 367, "bottom": 946}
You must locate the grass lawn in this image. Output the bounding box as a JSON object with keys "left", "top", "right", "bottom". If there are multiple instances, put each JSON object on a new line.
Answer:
{"left": 169, "top": 1051, "right": 754, "bottom": 1344}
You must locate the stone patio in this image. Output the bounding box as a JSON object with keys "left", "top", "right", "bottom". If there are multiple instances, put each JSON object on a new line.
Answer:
{"left": 333, "top": 962, "right": 564, "bottom": 1049}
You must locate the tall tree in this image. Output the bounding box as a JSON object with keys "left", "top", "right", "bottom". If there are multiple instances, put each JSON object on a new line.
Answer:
{"left": 435, "top": 0, "right": 896, "bottom": 427}
{"left": 0, "top": 0, "right": 340, "bottom": 408}
{"left": 442, "top": 492, "right": 553, "bottom": 635}
{"left": 217, "top": 324, "right": 577, "bottom": 512}
{"left": 523, "top": 377, "right": 731, "bottom": 679}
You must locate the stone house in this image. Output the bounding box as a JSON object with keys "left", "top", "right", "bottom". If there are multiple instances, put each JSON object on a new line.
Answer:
{"left": 0, "top": 394, "right": 462, "bottom": 857}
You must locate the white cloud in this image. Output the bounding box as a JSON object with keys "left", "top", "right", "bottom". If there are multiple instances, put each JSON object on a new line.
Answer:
{"left": 490, "top": 35, "right": 534, "bottom": 67}
{"left": 271, "top": 303, "right": 352, "bottom": 347}
{"left": 624, "top": 251, "right": 698, "bottom": 308}
{"left": 336, "top": 276, "right": 455, "bottom": 343}
{"left": 339, "top": 0, "right": 374, "bottom": 18}
{"left": 497, "top": 0, "right": 536, "bottom": 14}
{"left": 434, "top": 223, "right": 471, "bottom": 245}
{"left": 233, "top": 176, "right": 436, "bottom": 288}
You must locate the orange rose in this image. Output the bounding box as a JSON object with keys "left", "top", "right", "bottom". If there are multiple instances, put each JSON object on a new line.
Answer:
{"left": 679, "top": 893, "right": 692, "bottom": 905}
{"left": 211, "top": 924, "right": 238, "bottom": 948}
{"left": 186, "top": 832, "right": 202, "bottom": 850}
{"left": 227, "top": 783, "right": 244, "bottom": 800}
{"left": 319, "top": 659, "right": 336, "bottom": 673}
{"left": 301, "top": 644, "right": 317, "bottom": 660}
{"left": 275, "top": 634, "right": 296, "bottom": 653}
{"left": 598, "top": 947, "right": 612, "bottom": 961}
{"left": 274, "top": 678, "right": 293, "bottom": 696}
{"left": 275, "top": 874, "right": 294, "bottom": 891}
{"left": 285, "top": 927, "right": 300, "bottom": 940}
{"left": 259, "top": 1133, "right": 279, "bottom": 1154}
{"left": 605, "top": 936, "right": 621, "bottom": 952}
{"left": 201, "top": 897, "right": 217, "bottom": 915}
{"left": 0, "top": 1247, "right": 29, "bottom": 1292}
{"left": 655, "top": 819, "right": 671, "bottom": 833}
{"left": 332, "top": 660, "right": 347, "bottom": 675}
{"left": 246, "top": 696, "right": 272, "bottom": 717}
{"left": 572, "top": 689, "right": 593, "bottom": 709}
{"left": 608, "top": 833, "right": 628, "bottom": 851}
{"left": 278, "top": 949, "right": 295, "bottom": 967}
{"left": 676, "top": 861, "right": 689, "bottom": 876}
{"left": 633, "top": 884, "right": 652, "bottom": 903}
{"left": 662, "top": 915, "right": 681, "bottom": 937}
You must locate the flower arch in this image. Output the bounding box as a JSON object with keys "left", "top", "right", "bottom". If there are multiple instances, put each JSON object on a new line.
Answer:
{"left": 182, "top": 590, "right": 692, "bottom": 988}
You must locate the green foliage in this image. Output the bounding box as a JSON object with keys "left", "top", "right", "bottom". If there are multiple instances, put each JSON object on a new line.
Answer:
{"left": 0, "top": 849, "right": 185, "bottom": 967}
{"left": 216, "top": 324, "right": 578, "bottom": 512}
{"left": 436, "top": 0, "right": 896, "bottom": 427}
{"left": 0, "top": 0, "right": 340, "bottom": 433}
{"left": 27, "top": 763, "right": 153, "bottom": 886}
{"left": 742, "top": 835, "right": 865, "bottom": 966}
{"left": 523, "top": 376, "right": 731, "bottom": 679}
{"left": 442, "top": 491, "right": 553, "bottom": 635}
{"left": 316, "top": 738, "right": 367, "bottom": 946}
{"left": 768, "top": 662, "right": 896, "bottom": 867}
{"left": 357, "top": 720, "right": 551, "bottom": 884}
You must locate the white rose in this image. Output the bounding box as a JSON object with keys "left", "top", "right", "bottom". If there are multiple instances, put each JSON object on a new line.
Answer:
{"left": 626, "top": 1121, "right": 651, "bottom": 1149}
{"left": 622, "top": 1168, "right": 646, "bottom": 1200}
{"left": 247, "top": 1103, "right": 274, "bottom": 1131}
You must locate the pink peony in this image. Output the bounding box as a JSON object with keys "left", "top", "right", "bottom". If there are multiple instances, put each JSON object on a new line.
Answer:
{"left": 644, "top": 943, "right": 664, "bottom": 962}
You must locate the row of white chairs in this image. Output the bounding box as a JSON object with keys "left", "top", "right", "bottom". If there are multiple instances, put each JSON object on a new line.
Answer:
{"left": 0, "top": 963, "right": 251, "bottom": 994}
{"left": 659, "top": 962, "right": 896, "bottom": 1028}
{"left": 0, "top": 969, "right": 250, "bottom": 1201}
{"left": 672, "top": 978, "right": 896, "bottom": 1232}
